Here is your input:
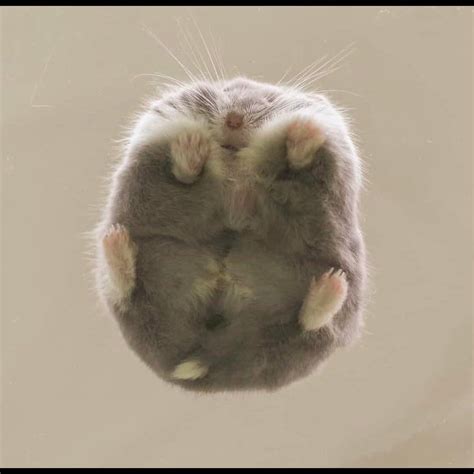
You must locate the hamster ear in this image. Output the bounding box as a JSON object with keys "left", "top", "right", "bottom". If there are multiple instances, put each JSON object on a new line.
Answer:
{"left": 171, "top": 359, "right": 208, "bottom": 380}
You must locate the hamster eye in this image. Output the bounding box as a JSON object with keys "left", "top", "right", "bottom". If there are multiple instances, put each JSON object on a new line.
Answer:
{"left": 195, "top": 86, "right": 217, "bottom": 103}
{"left": 180, "top": 87, "right": 218, "bottom": 116}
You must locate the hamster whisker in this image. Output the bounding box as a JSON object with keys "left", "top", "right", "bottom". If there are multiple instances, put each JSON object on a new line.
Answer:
{"left": 314, "top": 89, "right": 362, "bottom": 98}
{"left": 191, "top": 16, "right": 222, "bottom": 83}
{"left": 299, "top": 64, "right": 346, "bottom": 91}
{"left": 130, "top": 73, "right": 186, "bottom": 88}
{"left": 275, "top": 66, "right": 293, "bottom": 86}
{"left": 208, "top": 30, "right": 228, "bottom": 80}
{"left": 176, "top": 17, "right": 210, "bottom": 83}
{"left": 295, "top": 43, "right": 356, "bottom": 91}
{"left": 142, "top": 23, "right": 200, "bottom": 84}
{"left": 188, "top": 89, "right": 220, "bottom": 113}
{"left": 285, "top": 55, "right": 329, "bottom": 88}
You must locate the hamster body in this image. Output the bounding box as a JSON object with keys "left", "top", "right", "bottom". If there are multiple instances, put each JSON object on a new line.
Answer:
{"left": 95, "top": 77, "right": 367, "bottom": 392}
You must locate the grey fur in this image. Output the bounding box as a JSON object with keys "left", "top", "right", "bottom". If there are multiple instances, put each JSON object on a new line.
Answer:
{"left": 95, "top": 77, "right": 367, "bottom": 392}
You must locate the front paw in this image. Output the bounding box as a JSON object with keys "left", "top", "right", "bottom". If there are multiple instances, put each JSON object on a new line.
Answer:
{"left": 286, "top": 117, "right": 326, "bottom": 170}
{"left": 240, "top": 113, "right": 326, "bottom": 181}
{"left": 170, "top": 129, "right": 212, "bottom": 184}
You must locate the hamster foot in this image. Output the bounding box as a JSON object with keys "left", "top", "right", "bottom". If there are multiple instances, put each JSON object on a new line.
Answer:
{"left": 102, "top": 224, "right": 137, "bottom": 303}
{"left": 171, "top": 359, "right": 208, "bottom": 380}
{"left": 299, "top": 268, "right": 348, "bottom": 331}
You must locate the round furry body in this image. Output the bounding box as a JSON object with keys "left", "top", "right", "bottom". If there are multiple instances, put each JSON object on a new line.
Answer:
{"left": 95, "top": 77, "right": 367, "bottom": 392}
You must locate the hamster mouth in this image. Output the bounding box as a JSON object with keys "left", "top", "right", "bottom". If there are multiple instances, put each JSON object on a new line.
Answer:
{"left": 221, "top": 144, "right": 240, "bottom": 152}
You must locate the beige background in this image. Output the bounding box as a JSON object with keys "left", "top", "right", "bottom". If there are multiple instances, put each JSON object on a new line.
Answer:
{"left": 1, "top": 6, "right": 472, "bottom": 468}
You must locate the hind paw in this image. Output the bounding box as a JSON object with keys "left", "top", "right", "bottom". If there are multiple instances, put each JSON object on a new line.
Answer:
{"left": 102, "top": 224, "right": 137, "bottom": 301}
{"left": 171, "top": 359, "right": 208, "bottom": 380}
{"left": 299, "top": 268, "right": 348, "bottom": 331}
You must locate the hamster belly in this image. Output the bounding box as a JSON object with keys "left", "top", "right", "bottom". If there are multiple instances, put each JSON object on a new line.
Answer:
{"left": 214, "top": 234, "right": 310, "bottom": 332}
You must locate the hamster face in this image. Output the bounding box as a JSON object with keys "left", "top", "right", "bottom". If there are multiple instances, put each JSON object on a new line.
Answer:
{"left": 152, "top": 77, "right": 312, "bottom": 151}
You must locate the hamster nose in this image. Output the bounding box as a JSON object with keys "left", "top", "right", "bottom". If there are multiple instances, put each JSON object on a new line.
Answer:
{"left": 225, "top": 111, "right": 244, "bottom": 129}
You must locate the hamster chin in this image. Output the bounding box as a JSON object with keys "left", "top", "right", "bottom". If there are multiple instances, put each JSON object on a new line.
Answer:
{"left": 95, "top": 76, "right": 367, "bottom": 392}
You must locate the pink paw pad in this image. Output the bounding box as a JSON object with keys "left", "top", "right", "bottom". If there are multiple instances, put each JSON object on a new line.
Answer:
{"left": 102, "top": 224, "right": 136, "bottom": 300}
{"left": 103, "top": 224, "right": 130, "bottom": 253}
{"left": 102, "top": 224, "right": 136, "bottom": 270}
{"left": 300, "top": 268, "right": 348, "bottom": 331}
{"left": 286, "top": 118, "right": 326, "bottom": 170}
{"left": 171, "top": 131, "right": 211, "bottom": 183}
{"left": 313, "top": 268, "right": 347, "bottom": 295}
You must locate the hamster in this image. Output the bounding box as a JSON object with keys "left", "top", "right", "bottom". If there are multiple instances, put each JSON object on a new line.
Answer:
{"left": 95, "top": 77, "right": 367, "bottom": 392}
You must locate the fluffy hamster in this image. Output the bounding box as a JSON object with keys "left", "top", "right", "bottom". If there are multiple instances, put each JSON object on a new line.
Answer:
{"left": 95, "top": 77, "right": 367, "bottom": 392}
